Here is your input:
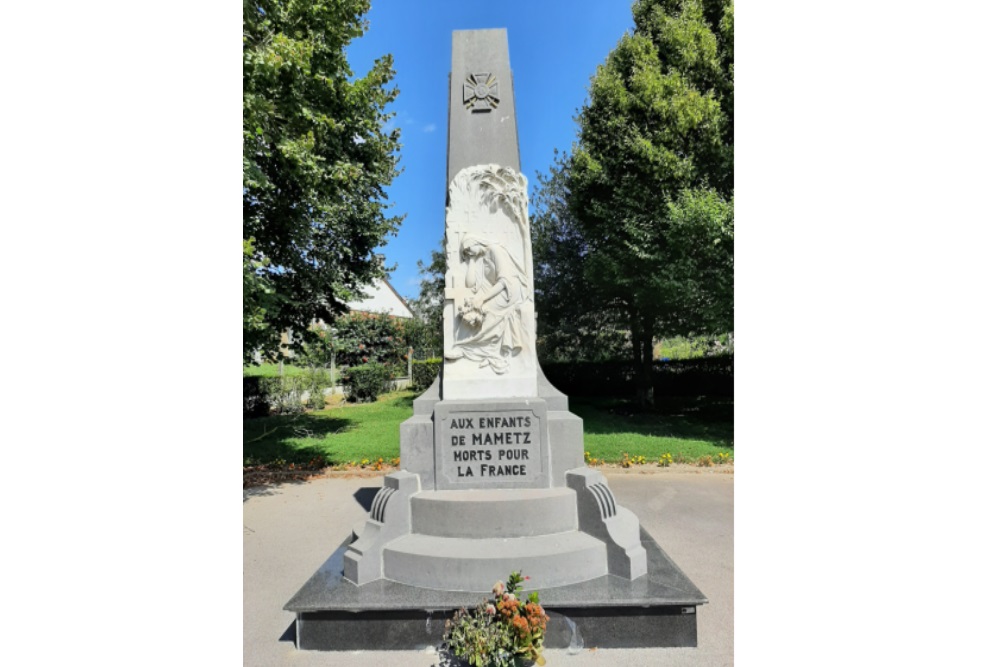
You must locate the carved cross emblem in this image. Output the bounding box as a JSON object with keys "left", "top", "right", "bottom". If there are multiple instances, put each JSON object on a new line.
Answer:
{"left": 463, "top": 73, "right": 499, "bottom": 112}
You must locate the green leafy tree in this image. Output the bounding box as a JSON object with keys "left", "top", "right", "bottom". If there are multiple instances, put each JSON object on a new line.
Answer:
{"left": 243, "top": 238, "right": 274, "bottom": 357}
{"left": 298, "top": 310, "right": 436, "bottom": 378}
{"left": 568, "top": 0, "right": 734, "bottom": 405}
{"left": 531, "top": 153, "right": 630, "bottom": 363}
{"left": 409, "top": 240, "right": 447, "bottom": 357}
{"left": 319, "top": 312, "right": 409, "bottom": 373}
{"left": 243, "top": 0, "right": 402, "bottom": 363}
{"left": 401, "top": 315, "right": 440, "bottom": 362}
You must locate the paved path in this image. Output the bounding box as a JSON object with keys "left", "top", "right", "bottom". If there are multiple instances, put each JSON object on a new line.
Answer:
{"left": 244, "top": 468, "right": 733, "bottom": 666}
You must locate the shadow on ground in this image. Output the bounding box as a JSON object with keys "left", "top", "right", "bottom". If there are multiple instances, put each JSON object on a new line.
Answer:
{"left": 244, "top": 413, "right": 355, "bottom": 463}
{"left": 353, "top": 486, "right": 380, "bottom": 512}
{"left": 242, "top": 478, "right": 315, "bottom": 502}
{"left": 570, "top": 395, "right": 734, "bottom": 449}
{"left": 383, "top": 391, "right": 418, "bottom": 410}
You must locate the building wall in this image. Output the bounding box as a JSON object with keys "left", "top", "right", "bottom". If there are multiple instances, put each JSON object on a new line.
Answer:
{"left": 344, "top": 278, "right": 414, "bottom": 319}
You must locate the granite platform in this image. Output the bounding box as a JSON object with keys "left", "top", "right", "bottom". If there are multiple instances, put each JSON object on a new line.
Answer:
{"left": 285, "top": 527, "right": 707, "bottom": 651}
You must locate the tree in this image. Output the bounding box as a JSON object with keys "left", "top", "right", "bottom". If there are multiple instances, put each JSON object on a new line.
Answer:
{"left": 243, "top": 0, "right": 402, "bottom": 363}
{"left": 567, "top": 0, "right": 734, "bottom": 405}
{"left": 409, "top": 240, "right": 447, "bottom": 357}
{"left": 530, "top": 152, "right": 630, "bottom": 363}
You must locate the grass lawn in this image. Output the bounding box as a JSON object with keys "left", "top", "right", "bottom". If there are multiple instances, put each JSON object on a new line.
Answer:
{"left": 243, "top": 363, "right": 332, "bottom": 379}
{"left": 244, "top": 390, "right": 417, "bottom": 466}
{"left": 571, "top": 395, "right": 733, "bottom": 464}
{"left": 244, "top": 389, "right": 733, "bottom": 469}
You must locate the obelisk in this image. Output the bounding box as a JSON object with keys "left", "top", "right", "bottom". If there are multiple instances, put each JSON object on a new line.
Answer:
{"left": 441, "top": 29, "right": 536, "bottom": 400}
{"left": 446, "top": 30, "right": 520, "bottom": 184}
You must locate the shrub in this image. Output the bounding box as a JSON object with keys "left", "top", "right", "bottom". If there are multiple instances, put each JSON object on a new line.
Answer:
{"left": 444, "top": 571, "right": 549, "bottom": 667}
{"left": 261, "top": 376, "right": 307, "bottom": 415}
{"left": 244, "top": 369, "right": 333, "bottom": 417}
{"left": 303, "top": 368, "right": 330, "bottom": 410}
{"left": 655, "top": 334, "right": 733, "bottom": 360}
{"left": 243, "top": 377, "right": 270, "bottom": 418}
{"left": 540, "top": 355, "right": 733, "bottom": 398}
{"left": 342, "top": 363, "right": 393, "bottom": 402}
{"left": 330, "top": 312, "right": 410, "bottom": 370}
{"left": 411, "top": 358, "right": 442, "bottom": 391}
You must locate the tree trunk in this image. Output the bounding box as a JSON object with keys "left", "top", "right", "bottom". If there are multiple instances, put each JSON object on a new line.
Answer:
{"left": 638, "top": 326, "right": 655, "bottom": 410}
{"left": 628, "top": 309, "right": 654, "bottom": 408}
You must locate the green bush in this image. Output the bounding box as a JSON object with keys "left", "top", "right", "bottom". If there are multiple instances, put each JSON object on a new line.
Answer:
{"left": 330, "top": 312, "right": 409, "bottom": 370}
{"left": 303, "top": 369, "right": 329, "bottom": 410}
{"left": 411, "top": 358, "right": 442, "bottom": 391}
{"left": 260, "top": 376, "right": 307, "bottom": 415}
{"left": 243, "top": 370, "right": 332, "bottom": 417}
{"left": 342, "top": 363, "right": 393, "bottom": 402}
{"left": 540, "top": 355, "right": 733, "bottom": 398}
{"left": 655, "top": 334, "right": 734, "bottom": 360}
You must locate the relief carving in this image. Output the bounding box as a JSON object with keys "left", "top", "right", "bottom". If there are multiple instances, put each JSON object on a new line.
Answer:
{"left": 463, "top": 73, "right": 500, "bottom": 112}
{"left": 444, "top": 165, "right": 535, "bottom": 375}
{"left": 446, "top": 235, "right": 529, "bottom": 373}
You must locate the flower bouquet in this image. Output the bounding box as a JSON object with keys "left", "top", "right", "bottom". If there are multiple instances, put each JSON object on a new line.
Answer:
{"left": 444, "top": 571, "right": 550, "bottom": 667}
{"left": 459, "top": 296, "right": 484, "bottom": 328}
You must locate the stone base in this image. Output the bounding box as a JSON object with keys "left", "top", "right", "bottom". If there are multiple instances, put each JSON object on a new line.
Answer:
{"left": 285, "top": 527, "right": 706, "bottom": 651}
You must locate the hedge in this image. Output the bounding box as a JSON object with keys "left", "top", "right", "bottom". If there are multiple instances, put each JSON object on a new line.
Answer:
{"left": 540, "top": 355, "right": 733, "bottom": 398}
{"left": 342, "top": 363, "right": 393, "bottom": 402}
{"left": 243, "top": 370, "right": 331, "bottom": 418}
{"left": 411, "top": 358, "right": 442, "bottom": 391}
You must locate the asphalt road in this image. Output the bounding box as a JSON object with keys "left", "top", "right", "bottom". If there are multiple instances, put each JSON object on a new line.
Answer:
{"left": 243, "top": 467, "right": 733, "bottom": 666}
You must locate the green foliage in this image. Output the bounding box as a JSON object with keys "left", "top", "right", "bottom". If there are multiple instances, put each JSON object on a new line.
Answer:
{"left": 296, "top": 311, "right": 432, "bottom": 377}
{"left": 531, "top": 152, "right": 631, "bottom": 363}
{"left": 542, "top": 356, "right": 733, "bottom": 398}
{"left": 656, "top": 333, "right": 733, "bottom": 359}
{"left": 243, "top": 369, "right": 331, "bottom": 417}
{"left": 341, "top": 362, "right": 392, "bottom": 402}
{"left": 411, "top": 358, "right": 442, "bottom": 391}
{"left": 290, "top": 327, "right": 335, "bottom": 375}
{"left": 243, "top": 238, "right": 275, "bottom": 361}
{"left": 564, "top": 0, "right": 734, "bottom": 405}
{"left": 304, "top": 368, "right": 330, "bottom": 409}
{"left": 260, "top": 376, "right": 308, "bottom": 415}
{"left": 328, "top": 312, "right": 409, "bottom": 374}
{"left": 400, "top": 316, "right": 440, "bottom": 362}
{"left": 410, "top": 239, "right": 447, "bottom": 356}
{"left": 243, "top": 0, "right": 403, "bottom": 363}
{"left": 444, "top": 571, "right": 549, "bottom": 667}
{"left": 306, "top": 391, "right": 327, "bottom": 410}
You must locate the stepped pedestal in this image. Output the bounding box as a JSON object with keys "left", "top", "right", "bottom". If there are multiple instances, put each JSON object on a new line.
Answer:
{"left": 285, "top": 375, "right": 707, "bottom": 650}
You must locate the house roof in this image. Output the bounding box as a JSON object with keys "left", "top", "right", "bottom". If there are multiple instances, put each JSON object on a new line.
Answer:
{"left": 344, "top": 277, "right": 414, "bottom": 319}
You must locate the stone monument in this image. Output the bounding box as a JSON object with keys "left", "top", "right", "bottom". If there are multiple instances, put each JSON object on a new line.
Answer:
{"left": 285, "top": 29, "right": 706, "bottom": 651}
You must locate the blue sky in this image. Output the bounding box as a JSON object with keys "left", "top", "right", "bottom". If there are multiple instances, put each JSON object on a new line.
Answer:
{"left": 346, "top": 0, "right": 637, "bottom": 301}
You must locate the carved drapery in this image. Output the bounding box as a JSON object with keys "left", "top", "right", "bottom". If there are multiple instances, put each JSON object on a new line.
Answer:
{"left": 444, "top": 165, "right": 534, "bottom": 375}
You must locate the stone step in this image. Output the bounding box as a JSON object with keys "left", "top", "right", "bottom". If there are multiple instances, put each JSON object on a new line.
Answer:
{"left": 382, "top": 531, "right": 608, "bottom": 591}
{"left": 410, "top": 488, "right": 578, "bottom": 539}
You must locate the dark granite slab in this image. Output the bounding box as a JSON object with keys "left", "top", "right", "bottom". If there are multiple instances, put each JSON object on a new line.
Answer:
{"left": 285, "top": 527, "right": 706, "bottom": 650}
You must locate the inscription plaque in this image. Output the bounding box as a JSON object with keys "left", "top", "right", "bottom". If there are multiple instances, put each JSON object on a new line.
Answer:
{"left": 434, "top": 400, "right": 549, "bottom": 489}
